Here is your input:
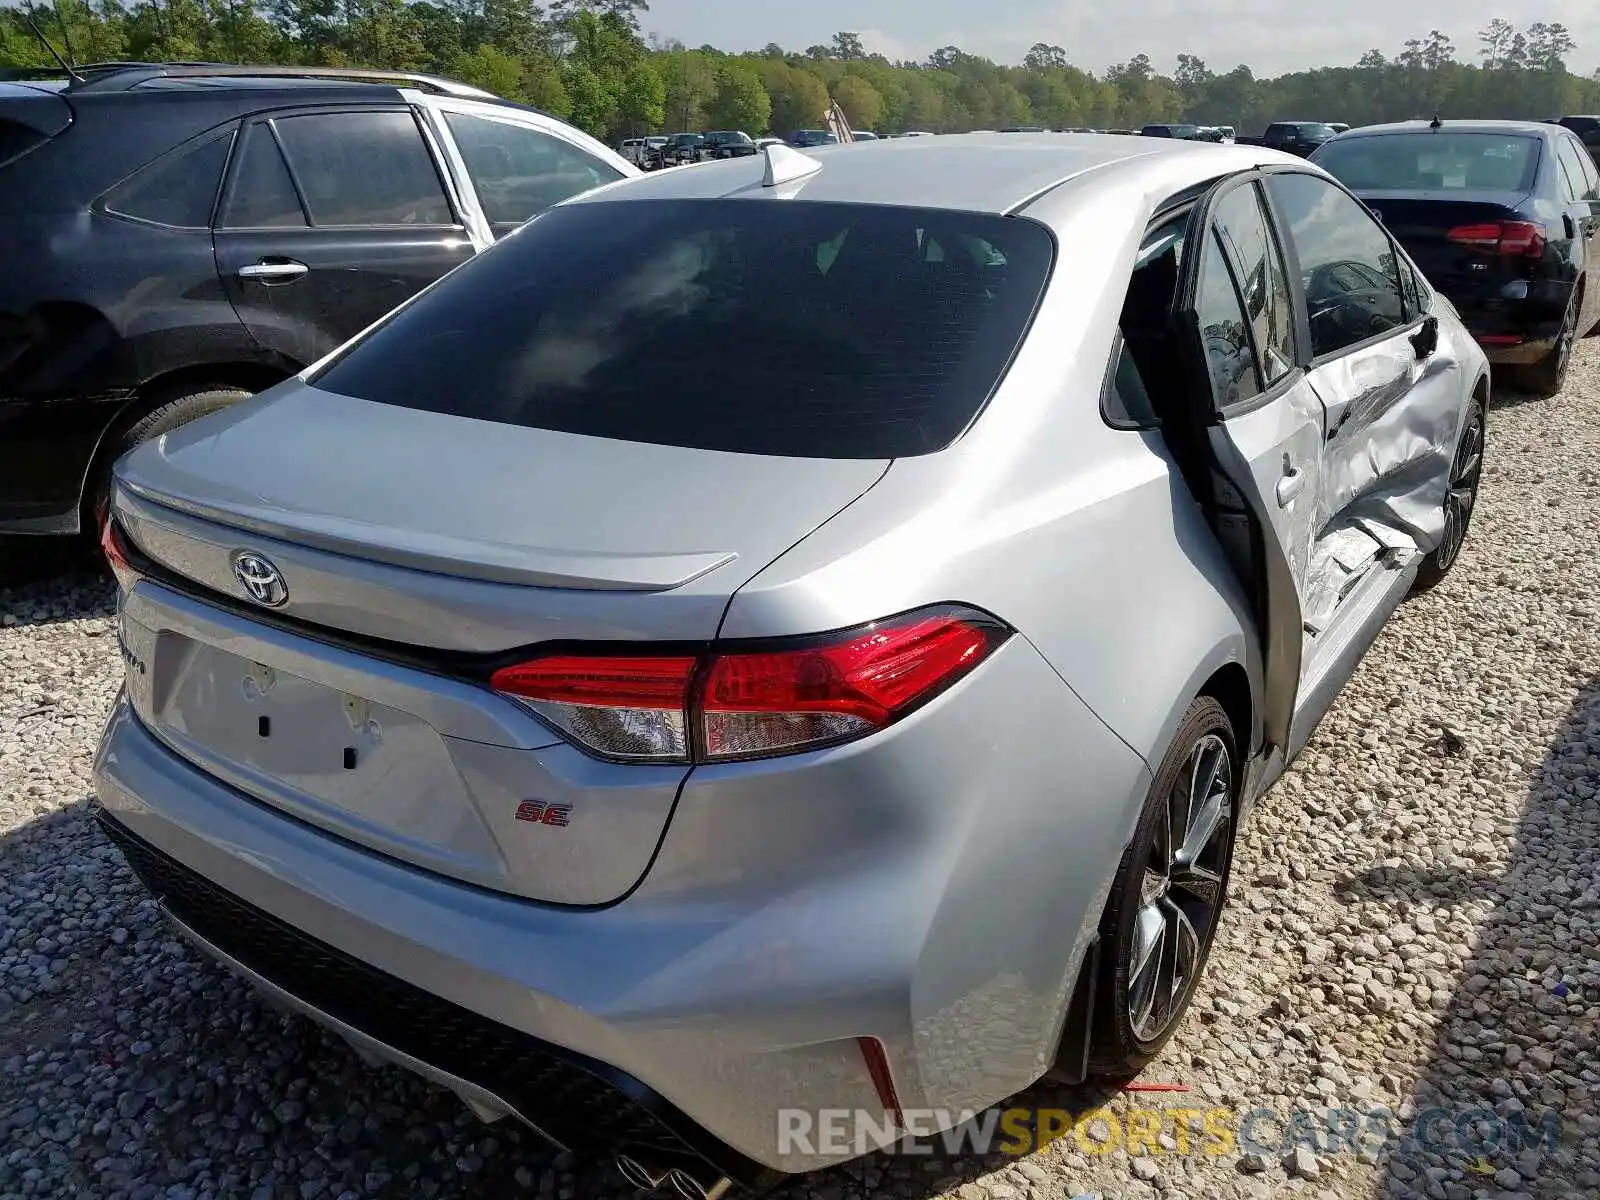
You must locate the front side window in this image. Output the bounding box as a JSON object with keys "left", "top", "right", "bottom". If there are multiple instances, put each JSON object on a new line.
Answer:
{"left": 1265, "top": 172, "right": 1405, "bottom": 358}
{"left": 1195, "top": 228, "right": 1261, "bottom": 408}
{"left": 313, "top": 199, "right": 1056, "bottom": 459}
{"left": 443, "top": 111, "right": 624, "bottom": 233}
{"left": 105, "top": 131, "right": 233, "bottom": 228}
{"left": 1212, "top": 182, "right": 1297, "bottom": 386}
{"left": 273, "top": 111, "right": 453, "bottom": 227}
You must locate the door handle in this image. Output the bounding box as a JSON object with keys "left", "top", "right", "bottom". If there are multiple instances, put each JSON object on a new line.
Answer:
{"left": 1276, "top": 467, "right": 1306, "bottom": 507}
{"left": 237, "top": 260, "right": 309, "bottom": 284}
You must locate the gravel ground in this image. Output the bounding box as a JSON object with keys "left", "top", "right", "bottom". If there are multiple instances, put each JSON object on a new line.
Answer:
{"left": 2, "top": 354, "right": 1598, "bottom": 1200}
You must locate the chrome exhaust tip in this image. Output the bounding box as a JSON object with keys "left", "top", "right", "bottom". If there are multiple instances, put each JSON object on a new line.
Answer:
{"left": 614, "top": 1155, "right": 732, "bottom": 1200}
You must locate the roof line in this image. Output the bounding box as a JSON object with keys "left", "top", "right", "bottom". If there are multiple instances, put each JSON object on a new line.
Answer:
{"left": 1006, "top": 149, "right": 1160, "bottom": 216}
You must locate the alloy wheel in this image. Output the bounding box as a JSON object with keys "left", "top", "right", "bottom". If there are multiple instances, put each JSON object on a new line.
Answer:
{"left": 1556, "top": 294, "right": 1579, "bottom": 379}
{"left": 1433, "top": 403, "right": 1485, "bottom": 573}
{"left": 1127, "top": 733, "right": 1234, "bottom": 1043}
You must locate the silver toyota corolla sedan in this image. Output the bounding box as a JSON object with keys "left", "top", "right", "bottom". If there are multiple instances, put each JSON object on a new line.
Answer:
{"left": 94, "top": 134, "right": 1489, "bottom": 1191}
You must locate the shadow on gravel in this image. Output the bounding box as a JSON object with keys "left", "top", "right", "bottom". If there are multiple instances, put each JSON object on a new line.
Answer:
{"left": 1338, "top": 676, "right": 1600, "bottom": 1199}
{"left": 0, "top": 535, "right": 97, "bottom": 592}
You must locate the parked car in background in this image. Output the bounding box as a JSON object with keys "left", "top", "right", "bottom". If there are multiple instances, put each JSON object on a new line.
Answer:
{"left": 1214, "top": 125, "right": 1237, "bottom": 144}
{"left": 852, "top": 130, "right": 881, "bottom": 140}
{"left": 0, "top": 62, "right": 634, "bottom": 539}
{"left": 1314, "top": 118, "right": 1600, "bottom": 395}
{"left": 655, "top": 131, "right": 704, "bottom": 166}
{"left": 754, "top": 136, "right": 785, "bottom": 149}
{"left": 1327, "top": 123, "right": 1351, "bottom": 134}
{"left": 700, "top": 130, "right": 757, "bottom": 159}
{"left": 893, "top": 130, "right": 934, "bottom": 137}
{"left": 1141, "top": 123, "right": 1206, "bottom": 140}
{"left": 999, "top": 126, "right": 1047, "bottom": 133}
{"left": 97, "top": 134, "right": 1486, "bottom": 1195}
{"left": 1556, "top": 115, "right": 1600, "bottom": 157}
{"left": 1236, "top": 122, "right": 1338, "bottom": 157}
{"left": 788, "top": 128, "right": 838, "bottom": 147}
{"left": 619, "top": 135, "right": 666, "bottom": 166}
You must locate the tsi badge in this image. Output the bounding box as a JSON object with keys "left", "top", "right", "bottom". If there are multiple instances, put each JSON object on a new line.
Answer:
{"left": 232, "top": 550, "right": 288, "bottom": 608}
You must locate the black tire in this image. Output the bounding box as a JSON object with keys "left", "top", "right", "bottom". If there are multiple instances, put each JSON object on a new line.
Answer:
{"left": 1410, "top": 393, "right": 1486, "bottom": 595}
{"left": 86, "top": 386, "right": 250, "bottom": 535}
{"left": 1512, "top": 288, "right": 1579, "bottom": 398}
{"left": 1089, "top": 696, "right": 1238, "bottom": 1077}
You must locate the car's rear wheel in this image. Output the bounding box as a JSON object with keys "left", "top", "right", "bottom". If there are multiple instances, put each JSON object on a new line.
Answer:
{"left": 87, "top": 386, "right": 251, "bottom": 539}
{"left": 1513, "top": 287, "right": 1579, "bottom": 398}
{"left": 1089, "top": 696, "right": 1238, "bottom": 1076}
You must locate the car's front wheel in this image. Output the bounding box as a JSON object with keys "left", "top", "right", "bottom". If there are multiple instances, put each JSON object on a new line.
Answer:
{"left": 1090, "top": 695, "right": 1238, "bottom": 1076}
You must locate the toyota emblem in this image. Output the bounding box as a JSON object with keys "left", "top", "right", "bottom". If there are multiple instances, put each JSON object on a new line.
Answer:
{"left": 232, "top": 551, "right": 288, "bottom": 607}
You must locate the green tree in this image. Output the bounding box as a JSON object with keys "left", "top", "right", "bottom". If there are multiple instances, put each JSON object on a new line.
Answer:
{"left": 830, "top": 30, "right": 865, "bottom": 61}
{"left": 832, "top": 73, "right": 884, "bottom": 129}
{"left": 562, "top": 59, "right": 616, "bottom": 133}
{"left": 448, "top": 43, "right": 527, "bottom": 98}
{"left": 617, "top": 58, "right": 665, "bottom": 133}
{"left": 705, "top": 59, "right": 770, "bottom": 131}
{"left": 660, "top": 48, "right": 717, "bottom": 129}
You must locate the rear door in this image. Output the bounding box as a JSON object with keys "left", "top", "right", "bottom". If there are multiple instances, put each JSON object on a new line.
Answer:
{"left": 214, "top": 107, "right": 478, "bottom": 368}
{"left": 1262, "top": 169, "right": 1464, "bottom": 619}
{"left": 1172, "top": 174, "right": 1327, "bottom": 754}
{"left": 1554, "top": 133, "right": 1600, "bottom": 332}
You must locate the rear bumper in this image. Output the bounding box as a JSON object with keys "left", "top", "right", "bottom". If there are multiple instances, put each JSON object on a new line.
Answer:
{"left": 93, "top": 611, "right": 1150, "bottom": 1175}
{"left": 1440, "top": 279, "right": 1572, "bottom": 365}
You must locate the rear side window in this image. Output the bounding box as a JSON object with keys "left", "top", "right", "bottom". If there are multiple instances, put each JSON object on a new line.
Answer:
{"left": 104, "top": 131, "right": 233, "bottom": 228}
{"left": 0, "top": 119, "right": 47, "bottom": 168}
{"left": 1556, "top": 138, "right": 1594, "bottom": 200}
{"left": 222, "top": 124, "right": 307, "bottom": 228}
{"left": 314, "top": 199, "right": 1056, "bottom": 458}
{"left": 274, "top": 111, "right": 453, "bottom": 227}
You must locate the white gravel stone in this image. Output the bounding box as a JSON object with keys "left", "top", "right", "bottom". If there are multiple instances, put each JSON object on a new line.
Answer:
{"left": 4, "top": 357, "right": 1600, "bottom": 1200}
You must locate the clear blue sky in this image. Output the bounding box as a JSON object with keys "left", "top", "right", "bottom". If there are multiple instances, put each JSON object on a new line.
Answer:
{"left": 647, "top": 0, "right": 1600, "bottom": 77}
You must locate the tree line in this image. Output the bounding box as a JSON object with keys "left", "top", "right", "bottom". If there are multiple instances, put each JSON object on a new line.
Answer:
{"left": 4, "top": 1, "right": 1599, "bottom": 144}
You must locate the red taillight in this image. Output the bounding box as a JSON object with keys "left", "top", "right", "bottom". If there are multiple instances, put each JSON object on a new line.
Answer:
{"left": 701, "top": 612, "right": 998, "bottom": 759}
{"left": 100, "top": 517, "right": 139, "bottom": 592}
{"left": 489, "top": 607, "right": 1008, "bottom": 763}
{"left": 1447, "top": 220, "right": 1544, "bottom": 258}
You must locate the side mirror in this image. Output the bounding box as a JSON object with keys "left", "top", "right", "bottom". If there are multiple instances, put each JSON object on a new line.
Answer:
{"left": 1409, "top": 315, "right": 1439, "bottom": 361}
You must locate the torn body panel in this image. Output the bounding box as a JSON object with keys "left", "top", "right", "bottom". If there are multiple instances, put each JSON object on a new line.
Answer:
{"left": 1306, "top": 330, "right": 1465, "bottom": 557}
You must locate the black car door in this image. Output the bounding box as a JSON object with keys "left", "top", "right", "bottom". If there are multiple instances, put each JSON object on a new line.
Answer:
{"left": 1554, "top": 133, "right": 1600, "bottom": 334}
{"left": 214, "top": 107, "right": 477, "bottom": 368}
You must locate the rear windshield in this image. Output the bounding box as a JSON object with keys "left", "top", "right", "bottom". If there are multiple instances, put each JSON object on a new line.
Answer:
{"left": 313, "top": 199, "right": 1056, "bottom": 459}
{"left": 1316, "top": 132, "right": 1539, "bottom": 192}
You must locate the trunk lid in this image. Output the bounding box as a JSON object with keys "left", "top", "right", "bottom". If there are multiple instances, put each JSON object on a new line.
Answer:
{"left": 113, "top": 382, "right": 889, "bottom": 905}
{"left": 1356, "top": 189, "right": 1535, "bottom": 290}
{"left": 119, "top": 379, "right": 887, "bottom": 612}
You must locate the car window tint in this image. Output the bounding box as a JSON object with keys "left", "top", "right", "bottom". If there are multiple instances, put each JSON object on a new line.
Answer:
{"left": 1212, "top": 182, "right": 1296, "bottom": 385}
{"left": 1576, "top": 136, "right": 1600, "bottom": 195}
{"left": 1265, "top": 172, "right": 1405, "bottom": 358}
{"left": 105, "top": 131, "right": 233, "bottom": 228}
{"left": 221, "top": 124, "right": 306, "bottom": 228}
{"left": 313, "top": 199, "right": 1056, "bottom": 459}
{"left": 1399, "top": 255, "right": 1424, "bottom": 318}
{"left": 274, "top": 111, "right": 452, "bottom": 227}
{"left": 443, "top": 112, "right": 623, "bottom": 232}
{"left": 1195, "top": 228, "right": 1261, "bottom": 407}
{"left": 1315, "top": 133, "right": 1538, "bottom": 193}
{"left": 1557, "top": 138, "right": 1593, "bottom": 200}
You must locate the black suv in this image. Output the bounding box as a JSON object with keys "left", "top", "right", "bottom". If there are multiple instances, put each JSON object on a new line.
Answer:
{"left": 0, "top": 63, "right": 633, "bottom": 538}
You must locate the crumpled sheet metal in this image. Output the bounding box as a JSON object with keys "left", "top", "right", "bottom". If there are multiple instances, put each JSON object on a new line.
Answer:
{"left": 1309, "top": 345, "right": 1462, "bottom": 555}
